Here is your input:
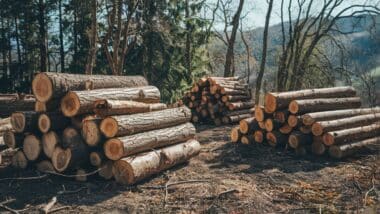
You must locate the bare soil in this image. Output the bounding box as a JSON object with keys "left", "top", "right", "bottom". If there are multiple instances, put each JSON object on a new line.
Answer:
{"left": 0, "top": 124, "right": 379, "bottom": 213}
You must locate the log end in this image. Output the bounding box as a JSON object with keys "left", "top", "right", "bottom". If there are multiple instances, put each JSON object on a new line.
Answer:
{"left": 38, "top": 113, "right": 51, "bottom": 133}
{"left": 254, "top": 131, "right": 264, "bottom": 143}
{"left": 287, "top": 115, "right": 298, "bottom": 128}
{"left": 266, "top": 132, "right": 277, "bottom": 147}
{"left": 302, "top": 114, "right": 314, "bottom": 126}
{"left": 113, "top": 160, "right": 134, "bottom": 185}
{"left": 311, "top": 141, "right": 326, "bottom": 155}
{"left": 42, "top": 131, "right": 59, "bottom": 158}
{"left": 51, "top": 147, "right": 71, "bottom": 172}
{"left": 90, "top": 151, "right": 102, "bottom": 167}
{"left": 241, "top": 136, "right": 251, "bottom": 145}
{"left": 239, "top": 120, "right": 249, "bottom": 134}
{"left": 104, "top": 139, "right": 124, "bottom": 161}
{"left": 288, "top": 100, "right": 299, "bottom": 114}
{"left": 3, "top": 131, "right": 16, "bottom": 149}
{"left": 279, "top": 124, "right": 292, "bottom": 134}
{"left": 254, "top": 106, "right": 265, "bottom": 122}
{"left": 23, "top": 135, "right": 41, "bottom": 161}
{"left": 264, "top": 119, "right": 274, "bottom": 132}
{"left": 35, "top": 101, "right": 47, "bottom": 112}
{"left": 264, "top": 94, "right": 276, "bottom": 113}
{"left": 99, "top": 161, "right": 114, "bottom": 180}
{"left": 82, "top": 120, "right": 101, "bottom": 146}
{"left": 61, "top": 92, "right": 81, "bottom": 117}
{"left": 100, "top": 117, "right": 118, "bottom": 138}
{"left": 11, "top": 112, "right": 25, "bottom": 133}
{"left": 32, "top": 73, "right": 53, "bottom": 103}
{"left": 288, "top": 134, "right": 299, "bottom": 149}
{"left": 323, "top": 133, "right": 334, "bottom": 146}
{"left": 230, "top": 127, "right": 241, "bottom": 143}
{"left": 311, "top": 122, "right": 323, "bottom": 136}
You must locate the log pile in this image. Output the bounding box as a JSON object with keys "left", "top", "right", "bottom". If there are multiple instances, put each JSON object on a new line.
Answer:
{"left": 182, "top": 77, "right": 254, "bottom": 125}
{"left": 231, "top": 86, "right": 380, "bottom": 159}
{"left": 0, "top": 72, "right": 200, "bottom": 185}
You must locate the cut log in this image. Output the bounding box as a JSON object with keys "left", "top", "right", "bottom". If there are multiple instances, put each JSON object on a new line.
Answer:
{"left": 220, "top": 88, "right": 249, "bottom": 96}
{"left": 254, "top": 105, "right": 271, "bottom": 122}
{"left": 11, "top": 150, "right": 28, "bottom": 169}
{"left": 288, "top": 131, "right": 312, "bottom": 149}
{"left": 82, "top": 118, "right": 103, "bottom": 147}
{"left": 42, "top": 131, "right": 61, "bottom": 158}
{"left": 89, "top": 151, "right": 106, "bottom": 167}
{"left": 299, "top": 126, "right": 312, "bottom": 134}
{"left": 287, "top": 115, "right": 301, "bottom": 128}
{"left": 230, "top": 127, "right": 242, "bottom": 143}
{"left": 273, "top": 110, "right": 290, "bottom": 123}
{"left": 239, "top": 117, "right": 259, "bottom": 134}
{"left": 23, "top": 134, "right": 42, "bottom": 161}
{"left": 329, "top": 137, "right": 380, "bottom": 159}
{"left": 289, "top": 97, "right": 361, "bottom": 114}
{"left": 228, "top": 101, "right": 255, "bottom": 111}
{"left": 11, "top": 111, "right": 40, "bottom": 133}
{"left": 224, "top": 108, "right": 254, "bottom": 117}
{"left": 61, "top": 86, "right": 161, "bottom": 117}
{"left": 113, "top": 139, "right": 200, "bottom": 185}
{"left": 51, "top": 140, "right": 89, "bottom": 172}
{"left": 99, "top": 161, "right": 114, "bottom": 180}
{"left": 104, "top": 123, "right": 195, "bottom": 160}
{"left": 279, "top": 124, "right": 293, "bottom": 134}
{"left": 311, "top": 113, "right": 380, "bottom": 136}
{"left": 100, "top": 106, "right": 191, "bottom": 138}
{"left": 36, "top": 160, "right": 56, "bottom": 173}
{"left": 241, "top": 135, "right": 254, "bottom": 145}
{"left": 35, "top": 99, "right": 61, "bottom": 113}
{"left": 223, "top": 114, "right": 252, "bottom": 124}
{"left": 266, "top": 131, "right": 288, "bottom": 147}
{"left": 0, "top": 96, "right": 35, "bottom": 117}
{"left": 302, "top": 107, "right": 380, "bottom": 126}
{"left": 32, "top": 72, "right": 148, "bottom": 102}
{"left": 264, "top": 86, "right": 357, "bottom": 113}
{"left": 221, "top": 95, "right": 250, "bottom": 103}
{"left": 38, "top": 112, "right": 70, "bottom": 133}
{"left": 323, "top": 123, "right": 380, "bottom": 146}
{"left": 254, "top": 130, "right": 265, "bottom": 143}
{"left": 94, "top": 100, "right": 167, "bottom": 117}
{"left": 264, "top": 118, "right": 282, "bottom": 132}
{"left": 3, "top": 131, "right": 24, "bottom": 149}
{"left": 311, "top": 137, "right": 326, "bottom": 155}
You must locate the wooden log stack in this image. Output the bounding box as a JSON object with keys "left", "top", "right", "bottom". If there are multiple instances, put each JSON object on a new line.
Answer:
{"left": 0, "top": 72, "right": 200, "bottom": 185}
{"left": 182, "top": 76, "right": 254, "bottom": 126}
{"left": 231, "top": 86, "right": 380, "bottom": 159}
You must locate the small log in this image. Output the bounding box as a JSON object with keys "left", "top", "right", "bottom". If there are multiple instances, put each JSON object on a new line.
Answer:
{"left": 38, "top": 112, "right": 70, "bottom": 133}
{"left": 61, "top": 86, "right": 161, "bottom": 117}
{"left": 264, "top": 86, "right": 357, "bottom": 113}
{"left": 3, "top": 131, "right": 24, "bottom": 149}
{"left": 98, "top": 161, "right": 114, "bottom": 180}
{"left": 11, "top": 150, "right": 28, "bottom": 169}
{"left": 113, "top": 139, "right": 201, "bottom": 185}
{"left": 23, "top": 134, "right": 42, "bottom": 161}
{"left": 264, "top": 118, "right": 282, "bottom": 132}
{"left": 227, "top": 101, "right": 255, "bottom": 111}
{"left": 329, "top": 137, "right": 380, "bottom": 159}
{"left": 42, "top": 131, "right": 61, "bottom": 158}
{"left": 273, "top": 110, "right": 290, "bottom": 123}
{"left": 230, "top": 127, "right": 242, "bottom": 143}
{"left": 254, "top": 105, "right": 271, "bottom": 122}
{"left": 221, "top": 95, "right": 250, "bottom": 103}
{"left": 279, "top": 124, "right": 293, "bottom": 134}
{"left": 323, "top": 123, "right": 380, "bottom": 146}
{"left": 36, "top": 160, "right": 56, "bottom": 173}
{"left": 239, "top": 117, "right": 259, "bottom": 134}
{"left": 220, "top": 88, "right": 249, "bottom": 96}
{"left": 266, "top": 131, "right": 288, "bottom": 147}
{"left": 288, "top": 131, "right": 313, "bottom": 149}
{"left": 104, "top": 123, "right": 196, "bottom": 160}
{"left": 100, "top": 106, "right": 191, "bottom": 138}
{"left": 94, "top": 100, "right": 167, "bottom": 117}
{"left": 223, "top": 114, "right": 252, "bottom": 124}
{"left": 311, "top": 136, "right": 326, "bottom": 155}
{"left": 89, "top": 151, "right": 106, "bottom": 167}
{"left": 311, "top": 113, "right": 380, "bottom": 136}
{"left": 32, "top": 72, "right": 148, "bottom": 102}
{"left": 254, "top": 130, "right": 265, "bottom": 143}
{"left": 11, "top": 111, "right": 40, "bottom": 133}
{"left": 241, "top": 135, "right": 254, "bottom": 145}
{"left": 288, "top": 97, "right": 361, "bottom": 114}
{"left": 82, "top": 118, "right": 103, "bottom": 147}
{"left": 287, "top": 115, "right": 301, "bottom": 128}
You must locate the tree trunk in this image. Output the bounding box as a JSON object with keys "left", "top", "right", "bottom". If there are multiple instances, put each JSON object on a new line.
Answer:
{"left": 228, "top": 101, "right": 254, "bottom": 111}
{"left": 61, "top": 86, "right": 160, "bottom": 117}
{"left": 266, "top": 131, "right": 288, "bottom": 147}
{"left": 113, "top": 139, "right": 200, "bottom": 185}
{"left": 254, "top": 105, "right": 271, "bottom": 122}
{"left": 42, "top": 131, "right": 61, "bottom": 158}
{"left": 51, "top": 141, "right": 89, "bottom": 172}
{"left": 264, "top": 118, "right": 282, "bottom": 132}
{"left": 82, "top": 118, "right": 103, "bottom": 146}
{"left": 23, "top": 134, "right": 42, "bottom": 161}
{"left": 104, "top": 122, "right": 195, "bottom": 160}
{"left": 100, "top": 106, "right": 191, "bottom": 138}
{"left": 328, "top": 136, "right": 380, "bottom": 159}
{"left": 312, "top": 113, "right": 380, "bottom": 136}
{"left": 221, "top": 95, "right": 250, "bottom": 103}
{"left": 264, "top": 86, "right": 357, "bottom": 113}
{"left": 288, "top": 131, "right": 312, "bottom": 149}
{"left": 289, "top": 97, "right": 361, "bottom": 114}
{"left": 94, "top": 100, "right": 167, "bottom": 117}
{"left": 3, "top": 131, "right": 24, "bottom": 149}
{"left": 223, "top": 113, "right": 251, "bottom": 124}
{"left": 239, "top": 117, "right": 259, "bottom": 134}
{"left": 224, "top": 108, "right": 254, "bottom": 117}
{"left": 32, "top": 72, "right": 149, "bottom": 102}
{"left": 38, "top": 0, "right": 48, "bottom": 72}
{"left": 287, "top": 115, "right": 301, "bottom": 128}
{"left": 254, "top": 130, "right": 265, "bottom": 143}
{"left": 0, "top": 97, "right": 35, "bottom": 117}
{"left": 279, "top": 123, "right": 293, "bottom": 134}
{"left": 323, "top": 123, "right": 380, "bottom": 146}
{"left": 11, "top": 111, "right": 40, "bottom": 133}
{"left": 38, "top": 112, "right": 70, "bottom": 133}
{"left": 241, "top": 135, "right": 254, "bottom": 145}
{"left": 58, "top": 0, "right": 65, "bottom": 71}
{"left": 302, "top": 107, "right": 380, "bottom": 126}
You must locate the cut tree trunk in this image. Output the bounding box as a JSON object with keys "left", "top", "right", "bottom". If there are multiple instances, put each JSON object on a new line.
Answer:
{"left": 100, "top": 106, "right": 191, "bottom": 138}
{"left": 299, "top": 126, "right": 312, "bottom": 134}
{"left": 228, "top": 101, "right": 254, "bottom": 111}
{"left": 230, "top": 127, "right": 242, "bottom": 143}
{"left": 288, "top": 131, "right": 312, "bottom": 149}
{"left": 241, "top": 135, "right": 254, "bottom": 145}
{"left": 11, "top": 111, "right": 40, "bottom": 133}
{"left": 254, "top": 105, "right": 271, "bottom": 122}
{"left": 3, "top": 131, "right": 24, "bottom": 149}
{"left": 328, "top": 136, "right": 380, "bottom": 159}
{"left": 32, "top": 72, "right": 148, "bottom": 102}
{"left": 220, "top": 88, "right": 249, "bottom": 96}
{"left": 311, "top": 113, "right": 380, "bottom": 136}
{"left": 266, "top": 131, "right": 288, "bottom": 147}
{"left": 42, "top": 131, "right": 61, "bottom": 158}
{"left": 104, "top": 122, "right": 196, "bottom": 160}
{"left": 113, "top": 139, "right": 201, "bottom": 185}
{"left": 90, "top": 151, "right": 106, "bottom": 167}
{"left": 223, "top": 114, "right": 252, "bottom": 124}
{"left": 38, "top": 112, "right": 70, "bottom": 133}
{"left": 239, "top": 117, "right": 259, "bottom": 134}
{"left": 273, "top": 110, "right": 290, "bottom": 123}
{"left": 0, "top": 96, "right": 35, "bottom": 117}
{"left": 323, "top": 123, "right": 380, "bottom": 146}
{"left": 221, "top": 95, "right": 250, "bottom": 103}
{"left": 279, "top": 124, "right": 293, "bottom": 134}
{"left": 51, "top": 140, "right": 89, "bottom": 172}
{"left": 23, "top": 134, "right": 42, "bottom": 161}
{"left": 94, "top": 100, "right": 167, "bottom": 117}
{"left": 287, "top": 115, "right": 301, "bottom": 128}
{"left": 264, "top": 118, "right": 282, "bottom": 132}
{"left": 62, "top": 127, "right": 83, "bottom": 148}
{"left": 264, "top": 86, "right": 357, "bottom": 113}
{"left": 61, "top": 86, "right": 161, "bottom": 117}
{"left": 82, "top": 118, "right": 103, "bottom": 147}
{"left": 288, "top": 97, "right": 361, "bottom": 114}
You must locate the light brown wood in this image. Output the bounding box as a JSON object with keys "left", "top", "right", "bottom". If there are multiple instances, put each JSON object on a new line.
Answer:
{"left": 82, "top": 118, "right": 103, "bottom": 147}
{"left": 51, "top": 140, "right": 89, "bottom": 172}
{"left": 230, "top": 127, "right": 242, "bottom": 143}
{"left": 113, "top": 139, "right": 200, "bottom": 185}
{"left": 61, "top": 86, "right": 161, "bottom": 117}
{"left": 264, "top": 118, "right": 282, "bottom": 132}
{"left": 94, "top": 100, "right": 167, "bottom": 117}
{"left": 241, "top": 135, "right": 254, "bottom": 145}
{"left": 223, "top": 113, "right": 252, "bottom": 124}
{"left": 287, "top": 115, "right": 301, "bottom": 128}
{"left": 289, "top": 97, "right": 361, "bottom": 114}
{"left": 3, "top": 131, "right": 24, "bottom": 149}
{"left": 38, "top": 112, "right": 70, "bottom": 133}
{"left": 239, "top": 117, "right": 259, "bottom": 134}
{"left": 264, "top": 86, "right": 357, "bottom": 113}
{"left": 104, "top": 123, "right": 196, "bottom": 160}
{"left": 32, "top": 72, "right": 148, "bottom": 102}
{"left": 221, "top": 95, "right": 250, "bottom": 103}
{"left": 254, "top": 130, "right": 265, "bottom": 143}
{"left": 99, "top": 161, "right": 114, "bottom": 180}
{"left": 329, "top": 137, "right": 380, "bottom": 159}
{"left": 279, "top": 124, "right": 293, "bottom": 134}
{"left": 23, "top": 134, "right": 42, "bottom": 161}
{"left": 323, "top": 123, "right": 380, "bottom": 146}
{"left": 11, "top": 111, "right": 40, "bottom": 133}
{"left": 266, "top": 131, "right": 288, "bottom": 147}
{"left": 42, "top": 131, "right": 61, "bottom": 158}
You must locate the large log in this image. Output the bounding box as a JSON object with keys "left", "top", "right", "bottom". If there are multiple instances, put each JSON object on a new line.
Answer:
{"left": 287, "top": 115, "right": 301, "bottom": 128}
{"left": 100, "top": 106, "right": 191, "bottom": 138}
{"left": 227, "top": 101, "right": 255, "bottom": 111}
{"left": 113, "top": 139, "right": 200, "bottom": 185}
{"left": 288, "top": 97, "right": 361, "bottom": 114}
{"left": 254, "top": 130, "right": 265, "bottom": 143}
{"left": 323, "top": 123, "right": 380, "bottom": 146}
{"left": 94, "top": 100, "right": 167, "bottom": 117}
{"left": 82, "top": 117, "right": 103, "bottom": 146}
{"left": 329, "top": 137, "right": 380, "bottom": 159}
{"left": 32, "top": 72, "right": 149, "bottom": 102}
{"left": 241, "top": 135, "right": 254, "bottom": 145}
{"left": 23, "top": 134, "right": 42, "bottom": 161}
{"left": 42, "top": 131, "right": 61, "bottom": 158}
{"left": 89, "top": 151, "right": 107, "bottom": 167}
{"left": 38, "top": 112, "right": 70, "bottom": 133}
{"left": 104, "top": 122, "right": 196, "bottom": 160}
{"left": 11, "top": 111, "right": 40, "bottom": 133}
{"left": 264, "top": 118, "right": 282, "bottom": 132}
{"left": 311, "top": 113, "right": 380, "bottom": 136}
{"left": 279, "top": 124, "right": 293, "bottom": 134}
{"left": 239, "top": 117, "right": 259, "bottom": 134}
{"left": 3, "top": 131, "right": 24, "bottom": 149}
{"left": 264, "top": 86, "right": 357, "bottom": 113}
{"left": 61, "top": 86, "right": 161, "bottom": 117}
{"left": 288, "top": 131, "right": 312, "bottom": 149}
{"left": 302, "top": 107, "right": 380, "bottom": 126}
{"left": 0, "top": 96, "right": 35, "bottom": 117}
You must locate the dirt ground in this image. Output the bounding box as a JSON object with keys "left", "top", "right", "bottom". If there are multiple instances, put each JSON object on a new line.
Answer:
{"left": 0, "top": 124, "right": 379, "bottom": 213}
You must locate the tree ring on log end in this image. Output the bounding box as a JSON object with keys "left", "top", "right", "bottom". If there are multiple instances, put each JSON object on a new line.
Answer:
{"left": 3, "top": 131, "right": 16, "bottom": 149}
{"left": 32, "top": 73, "right": 53, "bottom": 102}
{"left": 90, "top": 152, "right": 102, "bottom": 167}
{"left": 42, "top": 131, "right": 59, "bottom": 158}
{"left": 23, "top": 135, "right": 41, "bottom": 161}
{"left": 323, "top": 133, "right": 334, "bottom": 146}
{"left": 266, "top": 132, "right": 277, "bottom": 147}
{"left": 82, "top": 120, "right": 101, "bottom": 146}
{"left": 264, "top": 94, "right": 276, "bottom": 113}
{"left": 100, "top": 117, "right": 118, "bottom": 138}
{"left": 38, "top": 114, "right": 51, "bottom": 133}
{"left": 52, "top": 147, "right": 71, "bottom": 172}
{"left": 288, "top": 135, "right": 299, "bottom": 149}
{"left": 61, "top": 92, "right": 81, "bottom": 117}
{"left": 11, "top": 112, "right": 26, "bottom": 133}
{"left": 288, "top": 100, "right": 299, "bottom": 114}
{"left": 104, "top": 139, "right": 124, "bottom": 160}
{"left": 113, "top": 160, "right": 134, "bottom": 185}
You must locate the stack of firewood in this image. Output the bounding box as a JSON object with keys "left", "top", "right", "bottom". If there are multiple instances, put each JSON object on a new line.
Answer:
{"left": 231, "top": 86, "right": 380, "bottom": 159}
{"left": 183, "top": 76, "right": 254, "bottom": 125}
{"left": 1, "top": 72, "right": 200, "bottom": 185}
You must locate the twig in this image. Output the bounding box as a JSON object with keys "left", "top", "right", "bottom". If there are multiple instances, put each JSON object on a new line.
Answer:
{"left": 141, "top": 179, "right": 210, "bottom": 189}
{"left": 0, "top": 174, "right": 48, "bottom": 182}
{"left": 42, "top": 196, "right": 57, "bottom": 214}
{"left": 0, "top": 199, "right": 16, "bottom": 205}
{"left": 48, "top": 206, "right": 70, "bottom": 213}
{"left": 217, "top": 189, "right": 238, "bottom": 197}
{"left": 57, "top": 187, "right": 87, "bottom": 195}
{"left": 0, "top": 204, "right": 30, "bottom": 214}
{"left": 45, "top": 168, "right": 102, "bottom": 178}
{"left": 363, "top": 177, "right": 377, "bottom": 206}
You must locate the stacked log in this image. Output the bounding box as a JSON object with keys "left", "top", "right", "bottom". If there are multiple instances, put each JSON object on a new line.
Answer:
{"left": 0, "top": 72, "right": 200, "bottom": 185}
{"left": 182, "top": 76, "right": 254, "bottom": 125}
{"left": 231, "top": 86, "right": 380, "bottom": 159}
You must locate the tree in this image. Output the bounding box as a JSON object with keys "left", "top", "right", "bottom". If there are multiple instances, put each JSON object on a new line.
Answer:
{"left": 85, "top": 0, "right": 97, "bottom": 75}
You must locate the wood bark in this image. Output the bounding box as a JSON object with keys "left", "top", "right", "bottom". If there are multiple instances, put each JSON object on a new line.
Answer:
{"left": 94, "top": 100, "right": 167, "bottom": 117}
{"left": 38, "top": 112, "right": 70, "bottom": 133}
{"left": 61, "top": 86, "right": 161, "bottom": 117}
{"left": 323, "top": 123, "right": 380, "bottom": 146}
{"left": 100, "top": 106, "right": 191, "bottom": 138}
{"left": 11, "top": 111, "right": 40, "bottom": 133}
{"left": 328, "top": 137, "right": 380, "bottom": 159}
{"left": 113, "top": 139, "right": 201, "bottom": 185}
{"left": 264, "top": 86, "right": 357, "bottom": 113}
{"left": 221, "top": 95, "right": 250, "bottom": 103}
{"left": 104, "top": 123, "right": 195, "bottom": 160}
{"left": 223, "top": 113, "right": 252, "bottom": 124}
{"left": 224, "top": 108, "right": 254, "bottom": 117}
{"left": 289, "top": 97, "right": 361, "bottom": 114}
{"left": 32, "top": 72, "right": 149, "bottom": 102}
{"left": 311, "top": 113, "right": 380, "bottom": 136}
{"left": 0, "top": 96, "right": 35, "bottom": 117}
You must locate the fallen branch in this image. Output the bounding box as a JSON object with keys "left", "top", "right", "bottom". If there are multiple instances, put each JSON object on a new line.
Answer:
{"left": 0, "top": 174, "right": 48, "bottom": 182}
{"left": 42, "top": 196, "right": 57, "bottom": 214}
